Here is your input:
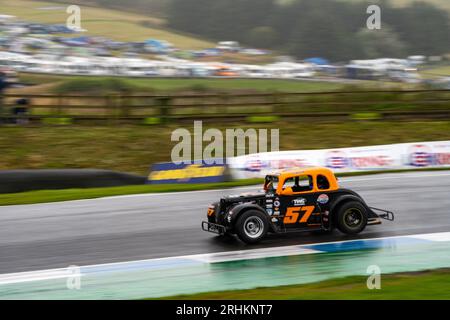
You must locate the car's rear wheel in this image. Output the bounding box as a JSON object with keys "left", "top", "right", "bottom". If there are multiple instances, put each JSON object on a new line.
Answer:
{"left": 235, "top": 210, "right": 269, "bottom": 244}
{"left": 336, "top": 201, "right": 368, "bottom": 234}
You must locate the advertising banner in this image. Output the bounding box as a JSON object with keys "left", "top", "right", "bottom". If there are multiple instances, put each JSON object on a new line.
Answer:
{"left": 228, "top": 141, "right": 450, "bottom": 179}
{"left": 147, "top": 162, "right": 227, "bottom": 184}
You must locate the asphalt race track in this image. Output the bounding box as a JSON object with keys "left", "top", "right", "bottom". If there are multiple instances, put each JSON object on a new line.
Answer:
{"left": 1, "top": 171, "right": 450, "bottom": 274}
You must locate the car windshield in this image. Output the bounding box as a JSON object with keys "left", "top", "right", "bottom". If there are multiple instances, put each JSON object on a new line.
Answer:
{"left": 264, "top": 175, "right": 279, "bottom": 192}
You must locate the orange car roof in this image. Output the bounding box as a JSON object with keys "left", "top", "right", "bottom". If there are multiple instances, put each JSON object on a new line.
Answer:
{"left": 267, "top": 166, "right": 335, "bottom": 179}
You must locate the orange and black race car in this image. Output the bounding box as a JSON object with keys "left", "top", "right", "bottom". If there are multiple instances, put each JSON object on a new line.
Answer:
{"left": 202, "top": 167, "right": 394, "bottom": 244}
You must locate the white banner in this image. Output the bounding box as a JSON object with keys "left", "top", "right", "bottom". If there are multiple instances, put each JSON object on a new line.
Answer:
{"left": 228, "top": 141, "right": 450, "bottom": 179}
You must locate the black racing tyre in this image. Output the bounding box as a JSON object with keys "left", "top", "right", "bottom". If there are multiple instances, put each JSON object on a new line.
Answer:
{"left": 336, "top": 201, "right": 368, "bottom": 234}
{"left": 235, "top": 210, "right": 269, "bottom": 244}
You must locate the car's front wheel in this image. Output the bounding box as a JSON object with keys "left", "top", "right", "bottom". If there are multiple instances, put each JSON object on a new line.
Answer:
{"left": 336, "top": 201, "right": 368, "bottom": 234}
{"left": 235, "top": 210, "right": 269, "bottom": 244}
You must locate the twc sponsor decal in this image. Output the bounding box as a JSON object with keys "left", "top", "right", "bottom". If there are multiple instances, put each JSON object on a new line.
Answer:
{"left": 292, "top": 198, "right": 307, "bottom": 206}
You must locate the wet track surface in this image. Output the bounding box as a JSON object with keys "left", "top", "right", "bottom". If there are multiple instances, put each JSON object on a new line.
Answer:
{"left": 1, "top": 171, "right": 450, "bottom": 274}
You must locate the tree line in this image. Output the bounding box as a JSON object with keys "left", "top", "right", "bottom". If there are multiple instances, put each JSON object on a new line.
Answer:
{"left": 168, "top": 0, "right": 450, "bottom": 61}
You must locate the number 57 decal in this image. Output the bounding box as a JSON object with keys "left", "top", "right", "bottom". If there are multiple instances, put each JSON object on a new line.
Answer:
{"left": 283, "top": 206, "right": 315, "bottom": 224}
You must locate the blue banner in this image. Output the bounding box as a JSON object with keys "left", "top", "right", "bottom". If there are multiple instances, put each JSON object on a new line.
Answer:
{"left": 147, "top": 162, "right": 227, "bottom": 184}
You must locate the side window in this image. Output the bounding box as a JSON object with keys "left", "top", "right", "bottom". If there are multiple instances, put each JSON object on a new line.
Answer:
{"left": 282, "top": 177, "right": 296, "bottom": 189}
{"left": 282, "top": 175, "right": 313, "bottom": 193}
{"left": 317, "top": 174, "right": 330, "bottom": 190}
{"left": 295, "top": 175, "right": 313, "bottom": 192}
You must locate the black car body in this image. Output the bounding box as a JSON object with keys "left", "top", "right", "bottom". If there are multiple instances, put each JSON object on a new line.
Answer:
{"left": 202, "top": 167, "right": 394, "bottom": 243}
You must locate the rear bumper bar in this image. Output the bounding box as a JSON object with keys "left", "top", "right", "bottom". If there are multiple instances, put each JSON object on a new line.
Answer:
{"left": 367, "top": 218, "right": 382, "bottom": 226}
{"left": 370, "top": 207, "right": 395, "bottom": 221}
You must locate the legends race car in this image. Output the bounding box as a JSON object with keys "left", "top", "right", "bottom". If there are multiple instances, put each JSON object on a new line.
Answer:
{"left": 202, "top": 167, "right": 394, "bottom": 244}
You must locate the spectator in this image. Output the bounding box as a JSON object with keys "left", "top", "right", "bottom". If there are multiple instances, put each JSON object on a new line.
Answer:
{"left": 13, "top": 98, "right": 30, "bottom": 125}
{"left": 0, "top": 71, "right": 6, "bottom": 124}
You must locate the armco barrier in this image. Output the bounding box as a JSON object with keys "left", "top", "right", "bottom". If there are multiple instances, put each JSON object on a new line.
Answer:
{"left": 0, "top": 169, "right": 146, "bottom": 194}
{"left": 228, "top": 141, "right": 450, "bottom": 179}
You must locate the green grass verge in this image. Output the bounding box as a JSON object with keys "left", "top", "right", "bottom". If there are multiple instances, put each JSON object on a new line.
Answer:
{"left": 0, "top": 179, "right": 262, "bottom": 206}
{"left": 247, "top": 115, "right": 281, "bottom": 123}
{"left": 1, "top": 168, "right": 448, "bottom": 206}
{"left": 159, "top": 268, "right": 450, "bottom": 300}
{"left": 48, "top": 77, "right": 347, "bottom": 94}
{"left": 351, "top": 112, "right": 382, "bottom": 120}
{"left": 41, "top": 117, "right": 73, "bottom": 125}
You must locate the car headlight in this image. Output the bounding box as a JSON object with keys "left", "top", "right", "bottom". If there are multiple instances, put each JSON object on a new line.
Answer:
{"left": 207, "top": 206, "right": 215, "bottom": 216}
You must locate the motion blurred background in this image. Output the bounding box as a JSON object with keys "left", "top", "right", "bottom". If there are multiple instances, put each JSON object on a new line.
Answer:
{"left": 0, "top": 0, "right": 449, "bottom": 176}
{"left": 1, "top": 0, "right": 450, "bottom": 301}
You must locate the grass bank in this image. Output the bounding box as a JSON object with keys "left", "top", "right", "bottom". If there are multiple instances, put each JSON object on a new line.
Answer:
{"left": 14, "top": 75, "right": 349, "bottom": 95}
{"left": 1, "top": 121, "right": 450, "bottom": 175}
{"left": 160, "top": 268, "right": 450, "bottom": 300}
{"left": 52, "top": 77, "right": 347, "bottom": 94}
